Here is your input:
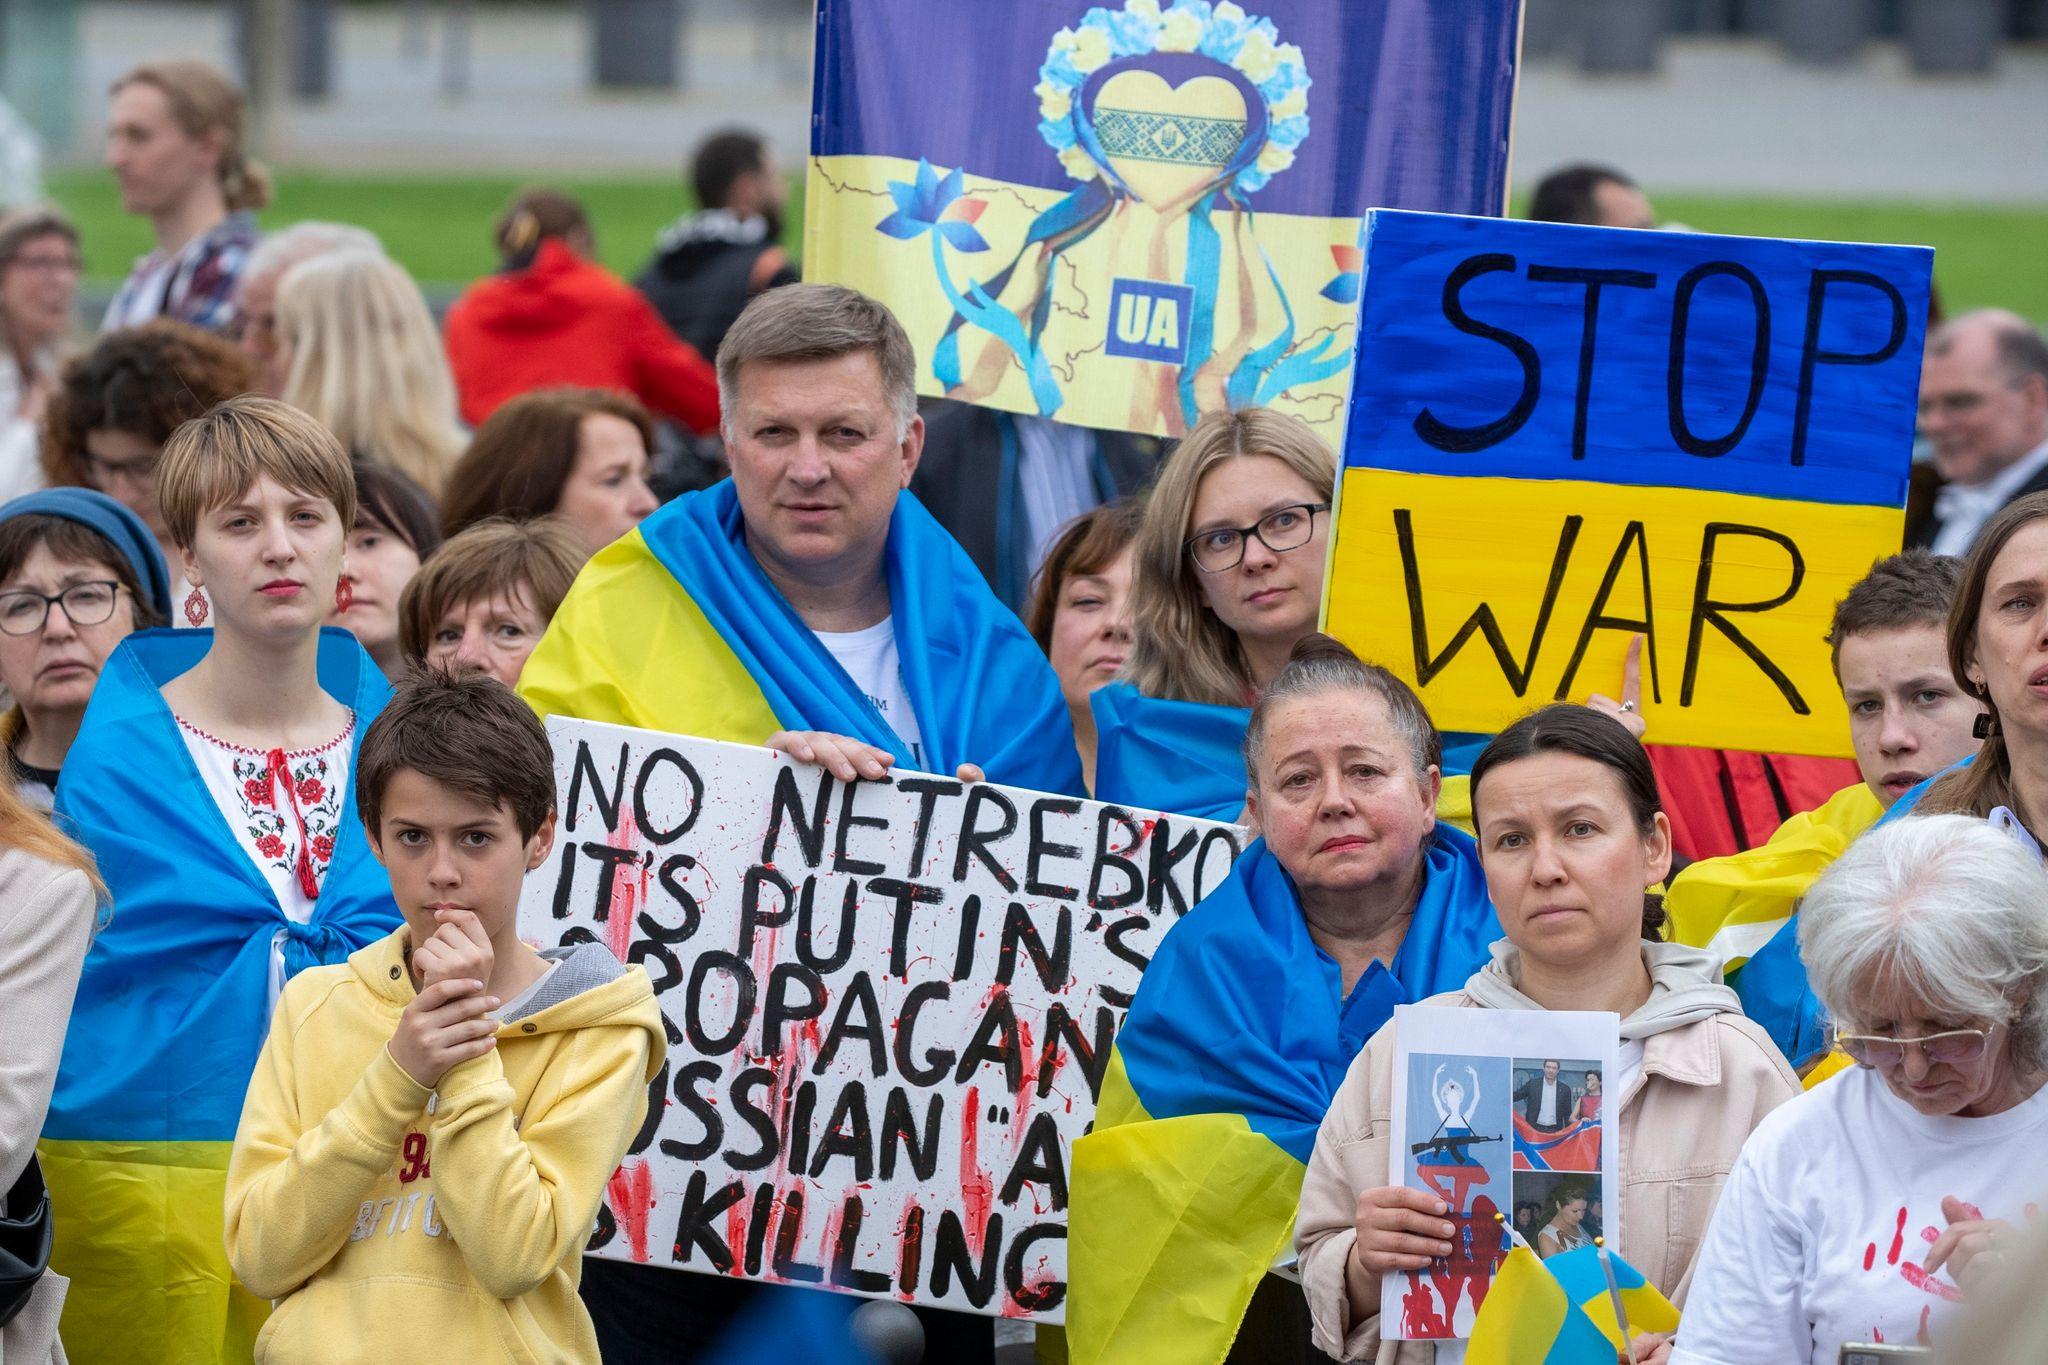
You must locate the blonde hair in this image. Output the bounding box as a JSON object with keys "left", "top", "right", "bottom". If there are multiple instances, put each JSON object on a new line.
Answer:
{"left": 157, "top": 395, "right": 357, "bottom": 548}
{"left": 111, "top": 61, "right": 272, "bottom": 212}
{"left": 1123, "top": 407, "right": 1336, "bottom": 706}
{"left": 276, "top": 251, "right": 464, "bottom": 495}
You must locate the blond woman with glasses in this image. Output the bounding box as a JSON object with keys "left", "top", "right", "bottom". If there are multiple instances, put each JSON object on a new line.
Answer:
{"left": 1672, "top": 813, "right": 2048, "bottom": 1365}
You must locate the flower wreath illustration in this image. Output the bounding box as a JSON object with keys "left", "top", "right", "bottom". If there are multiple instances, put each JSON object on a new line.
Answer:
{"left": 876, "top": 0, "right": 1359, "bottom": 434}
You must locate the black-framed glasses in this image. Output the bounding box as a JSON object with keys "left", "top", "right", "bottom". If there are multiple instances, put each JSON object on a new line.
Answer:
{"left": 1834, "top": 1025, "right": 1994, "bottom": 1071}
{"left": 0, "top": 580, "right": 125, "bottom": 636}
{"left": 84, "top": 450, "right": 159, "bottom": 486}
{"left": 1184, "top": 502, "right": 1329, "bottom": 573}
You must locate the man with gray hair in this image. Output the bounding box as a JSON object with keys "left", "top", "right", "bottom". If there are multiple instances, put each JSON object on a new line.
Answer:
{"left": 1911, "top": 308, "right": 2048, "bottom": 556}
{"left": 520, "top": 282, "right": 1082, "bottom": 795}
{"left": 229, "top": 219, "right": 383, "bottom": 395}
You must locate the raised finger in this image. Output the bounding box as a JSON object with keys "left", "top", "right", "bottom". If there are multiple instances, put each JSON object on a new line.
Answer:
{"left": 1922, "top": 1223, "right": 1976, "bottom": 1274}
{"left": 1622, "top": 634, "right": 1643, "bottom": 708}
{"left": 436, "top": 907, "right": 492, "bottom": 954}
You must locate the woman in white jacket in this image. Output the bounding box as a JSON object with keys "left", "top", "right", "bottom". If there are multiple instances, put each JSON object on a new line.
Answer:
{"left": 0, "top": 770, "right": 99, "bottom": 1364}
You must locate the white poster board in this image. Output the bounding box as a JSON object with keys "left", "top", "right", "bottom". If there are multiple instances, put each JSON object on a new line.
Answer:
{"left": 515, "top": 716, "right": 1245, "bottom": 1322}
{"left": 1381, "top": 1005, "right": 1622, "bottom": 1340}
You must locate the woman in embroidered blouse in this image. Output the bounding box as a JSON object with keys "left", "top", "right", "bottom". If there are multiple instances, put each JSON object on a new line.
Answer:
{"left": 43, "top": 395, "right": 402, "bottom": 1361}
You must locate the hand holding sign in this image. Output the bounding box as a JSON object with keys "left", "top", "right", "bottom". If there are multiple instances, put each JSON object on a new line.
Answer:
{"left": 1351, "top": 1185, "right": 1457, "bottom": 1276}
{"left": 769, "top": 729, "right": 990, "bottom": 785}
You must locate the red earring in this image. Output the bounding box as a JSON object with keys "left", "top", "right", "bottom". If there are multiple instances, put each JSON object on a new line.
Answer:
{"left": 183, "top": 587, "right": 208, "bottom": 627}
{"left": 334, "top": 576, "right": 353, "bottom": 613}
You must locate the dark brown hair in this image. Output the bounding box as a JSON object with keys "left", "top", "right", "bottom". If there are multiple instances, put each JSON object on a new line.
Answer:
{"left": 356, "top": 666, "right": 555, "bottom": 842}
{"left": 397, "top": 516, "right": 586, "bottom": 663}
{"left": 354, "top": 461, "right": 441, "bottom": 560}
{"left": 494, "top": 187, "right": 590, "bottom": 266}
{"left": 42, "top": 320, "right": 255, "bottom": 488}
{"left": 1471, "top": 703, "right": 1667, "bottom": 940}
{"left": 0, "top": 515, "right": 164, "bottom": 629}
{"left": 1920, "top": 491, "right": 2048, "bottom": 823}
{"left": 439, "top": 388, "right": 654, "bottom": 538}
{"left": 1827, "top": 550, "right": 1964, "bottom": 679}
{"left": 1025, "top": 499, "right": 1143, "bottom": 652}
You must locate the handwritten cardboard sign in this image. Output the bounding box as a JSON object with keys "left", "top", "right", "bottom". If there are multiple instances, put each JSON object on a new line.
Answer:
{"left": 1323, "top": 210, "right": 1932, "bottom": 756}
{"left": 515, "top": 717, "right": 1245, "bottom": 1322}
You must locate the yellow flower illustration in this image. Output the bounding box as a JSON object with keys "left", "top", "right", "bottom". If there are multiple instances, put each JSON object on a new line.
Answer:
{"left": 1071, "top": 25, "right": 1113, "bottom": 74}
{"left": 1059, "top": 144, "right": 1098, "bottom": 180}
{"left": 1256, "top": 142, "right": 1296, "bottom": 175}
{"left": 1271, "top": 87, "right": 1308, "bottom": 121}
{"left": 1159, "top": 7, "right": 1204, "bottom": 51}
{"left": 1234, "top": 26, "right": 1279, "bottom": 81}
{"left": 1037, "top": 81, "right": 1072, "bottom": 120}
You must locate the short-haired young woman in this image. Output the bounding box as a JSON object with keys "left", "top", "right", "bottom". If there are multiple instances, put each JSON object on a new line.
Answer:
{"left": 439, "top": 387, "right": 659, "bottom": 554}
{"left": 398, "top": 515, "right": 585, "bottom": 689}
{"left": 0, "top": 487, "right": 170, "bottom": 807}
{"left": 42, "top": 396, "right": 401, "bottom": 1363}
{"left": 0, "top": 206, "right": 83, "bottom": 503}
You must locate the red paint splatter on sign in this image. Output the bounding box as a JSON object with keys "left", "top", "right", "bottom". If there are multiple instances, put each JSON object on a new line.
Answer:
{"left": 959, "top": 1085, "right": 994, "bottom": 1258}
{"left": 605, "top": 1160, "right": 654, "bottom": 1264}
{"left": 602, "top": 806, "right": 642, "bottom": 962}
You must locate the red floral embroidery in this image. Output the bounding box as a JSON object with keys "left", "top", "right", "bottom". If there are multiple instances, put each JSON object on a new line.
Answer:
{"left": 178, "top": 712, "right": 355, "bottom": 903}
{"left": 244, "top": 777, "right": 272, "bottom": 807}
{"left": 297, "top": 776, "right": 325, "bottom": 804}
{"left": 311, "top": 833, "right": 334, "bottom": 862}
{"left": 256, "top": 832, "right": 287, "bottom": 859}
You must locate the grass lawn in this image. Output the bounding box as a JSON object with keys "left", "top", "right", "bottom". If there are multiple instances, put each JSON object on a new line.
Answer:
{"left": 44, "top": 168, "right": 2048, "bottom": 324}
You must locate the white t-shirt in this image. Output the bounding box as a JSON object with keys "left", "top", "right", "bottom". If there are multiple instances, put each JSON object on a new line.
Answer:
{"left": 1537, "top": 1078, "right": 1560, "bottom": 1126}
{"left": 813, "top": 616, "right": 926, "bottom": 770}
{"left": 1673, "top": 1065, "right": 2048, "bottom": 1365}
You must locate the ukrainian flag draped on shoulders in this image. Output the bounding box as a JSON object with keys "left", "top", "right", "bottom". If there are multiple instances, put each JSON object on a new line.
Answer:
{"left": 42, "top": 627, "right": 401, "bottom": 1365}
{"left": 519, "top": 479, "right": 1084, "bottom": 795}
{"left": 1066, "top": 828, "right": 1499, "bottom": 1364}
{"left": 1090, "top": 682, "right": 1481, "bottom": 830}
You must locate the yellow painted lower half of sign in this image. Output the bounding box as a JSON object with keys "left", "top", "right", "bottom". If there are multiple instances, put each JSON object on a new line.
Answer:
{"left": 1322, "top": 470, "right": 1905, "bottom": 758}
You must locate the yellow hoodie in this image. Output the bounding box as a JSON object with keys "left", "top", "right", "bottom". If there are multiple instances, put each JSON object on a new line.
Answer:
{"left": 224, "top": 928, "right": 665, "bottom": 1365}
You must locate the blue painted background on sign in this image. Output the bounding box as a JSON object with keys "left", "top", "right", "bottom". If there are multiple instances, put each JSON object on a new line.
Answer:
{"left": 1342, "top": 211, "right": 1933, "bottom": 508}
{"left": 811, "top": 0, "right": 1523, "bottom": 221}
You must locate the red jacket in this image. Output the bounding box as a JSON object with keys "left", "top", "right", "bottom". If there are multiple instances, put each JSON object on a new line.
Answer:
{"left": 1646, "top": 745, "right": 1864, "bottom": 863}
{"left": 443, "top": 239, "right": 720, "bottom": 432}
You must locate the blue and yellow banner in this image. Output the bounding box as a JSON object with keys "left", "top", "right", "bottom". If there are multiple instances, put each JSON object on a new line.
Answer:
{"left": 1469, "top": 1243, "right": 1678, "bottom": 1365}
{"left": 805, "top": 0, "right": 1522, "bottom": 440}
{"left": 1324, "top": 210, "right": 1932, "bottom": 756}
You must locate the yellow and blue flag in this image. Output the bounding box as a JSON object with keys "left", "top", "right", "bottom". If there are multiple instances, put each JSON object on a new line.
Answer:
{"left": 1469, "top": 1243, "right": 1678, "bottom": 1365}
{"left": 518, "top": 480, "right": 1084, "bottom": 796}
{"left": 1065, "top": 832, "right": 1498, "bottom": 1364}
{"left": 1323, "top": 210, "right": 1931, "bottom": 758}
{"left": 804, "top": 0, "right": 1522, "bottom": 442}
{"left": 42, "top": 629, "right": 401, "bottom": 1364}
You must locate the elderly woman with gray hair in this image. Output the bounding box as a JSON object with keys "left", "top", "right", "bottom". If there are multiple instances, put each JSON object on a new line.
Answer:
{"left": 1672, "top": 813, "right": 2048, "bottom": 1365}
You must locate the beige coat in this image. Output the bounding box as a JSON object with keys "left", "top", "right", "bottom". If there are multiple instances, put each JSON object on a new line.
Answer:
{"left": 0, "top": 846, "right": 95, "bottom": 1365}
{"left": 1293, "top": 946, "right": 1799, "bottom": 1363}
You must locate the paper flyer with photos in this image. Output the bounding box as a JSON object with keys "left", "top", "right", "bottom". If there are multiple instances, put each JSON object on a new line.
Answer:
{"left": 1380, "top": 1005, "right": 1622, "bottom": 1341}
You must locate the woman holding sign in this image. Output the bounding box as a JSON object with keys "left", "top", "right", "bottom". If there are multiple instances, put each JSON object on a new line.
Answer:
{"left": 1294, "top": 704, "right": 1797, "bottom": 1362}
{"left": 41, "top": 397, "right": 401, "bottom": 1364}
{"left": 1066, "top": 635, "right": 1500, "bottom": 1365}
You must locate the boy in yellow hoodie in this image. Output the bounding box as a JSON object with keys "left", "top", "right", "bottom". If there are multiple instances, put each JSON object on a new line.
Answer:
{"left": 224, "top": 669, "right": 665, "bottom": 1364}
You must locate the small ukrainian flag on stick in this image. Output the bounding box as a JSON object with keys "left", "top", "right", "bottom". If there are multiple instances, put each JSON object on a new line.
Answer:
{"left": 1468, "top": 1217, "right": 1680, "bottom": 1365}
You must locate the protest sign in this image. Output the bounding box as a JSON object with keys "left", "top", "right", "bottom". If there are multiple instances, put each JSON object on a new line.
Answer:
{"left": 515, "top": 717, "right": 1245, "bottom": 1322}
{"left": 1323, "top": 210, "right": 1932, "bottom": 756}
{"left": 1382, "top": 1005, "right": 1622, "bottom": 1341}
{"left": 803, "top": 0, "right": 1521, "bottom": 441}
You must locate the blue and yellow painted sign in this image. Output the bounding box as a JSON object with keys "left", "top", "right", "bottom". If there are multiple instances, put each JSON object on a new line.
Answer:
{"left": 1324, "top": 210, "right": 1933, "bottom": 756}
{"left": 804, "top": 0, "right": 1522, "bottom": 440}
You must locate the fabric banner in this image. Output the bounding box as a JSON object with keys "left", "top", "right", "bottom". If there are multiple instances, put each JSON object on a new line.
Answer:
{"left": 1323, "top": 210, "right": 1932, "bottom": 756}
{"left": 516, "top": 717, "right": 1244, "bottom": 1322}
{"left": 804, "top": 0, "right": 1522, "bottom": 439}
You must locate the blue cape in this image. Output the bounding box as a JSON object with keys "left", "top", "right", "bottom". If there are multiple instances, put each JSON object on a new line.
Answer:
{"left": 1115, "top": 827, "right": 1500, "bottom": 1164}
{"left": 46, "top": 627, "right": 401, "bottom": 1141}
{"left": 1091, "top": 681, "right": 1490, "bottom": 820}
{"left": 641, "top": 480, "right": 1084, "bottom": 796}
